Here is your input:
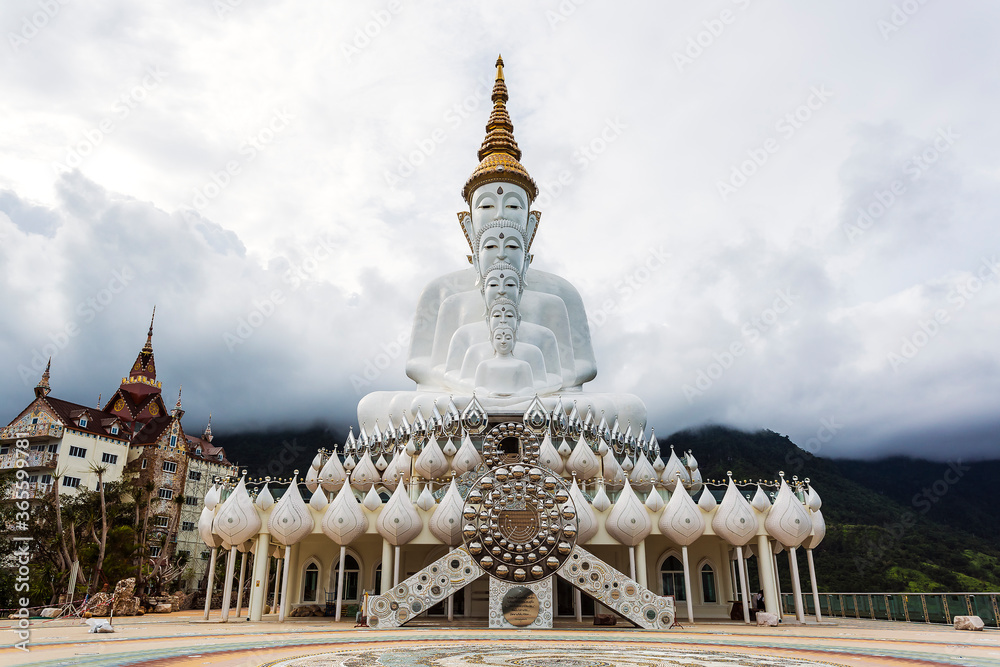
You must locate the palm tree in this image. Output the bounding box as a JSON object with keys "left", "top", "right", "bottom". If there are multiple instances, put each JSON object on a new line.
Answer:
{"left": 87, "top": 464, "right": 110, "bottom": 595}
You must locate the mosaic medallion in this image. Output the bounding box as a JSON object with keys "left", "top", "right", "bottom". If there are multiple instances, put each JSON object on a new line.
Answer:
{"left": 463, "top": 423, "right": 577, "bottom": 583}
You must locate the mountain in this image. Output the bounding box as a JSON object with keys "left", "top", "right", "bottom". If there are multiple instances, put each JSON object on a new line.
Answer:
{"left": 215, "top": 423, "right": 1000, "bottom": 593}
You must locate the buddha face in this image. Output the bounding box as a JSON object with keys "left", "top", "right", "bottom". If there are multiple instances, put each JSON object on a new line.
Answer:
{"left": 491, "top": 325, "right": 516, "bottom": 356}
{"left": 483, "top": 268, "right": 521, "bottom": 306}
{"left": 478, "top": 226, "right": 526, "bottom": 275}
{"left": 470, "top": 182, "right": 529, "bottom": 233}
{"left": 489, "top": 302, "right": 519, "bottom": 332}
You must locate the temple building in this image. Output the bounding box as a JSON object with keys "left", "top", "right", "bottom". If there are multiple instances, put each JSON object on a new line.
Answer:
{"left": 1, "top": 311, "right": 236, "bottom": 591}
{"left": 198, "top": 57, "right": 826, "bottom": 628}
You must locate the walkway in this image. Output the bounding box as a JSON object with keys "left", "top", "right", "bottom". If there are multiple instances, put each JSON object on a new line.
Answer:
{"left": 2, "top": 611, "right": 998, "bottom": 666}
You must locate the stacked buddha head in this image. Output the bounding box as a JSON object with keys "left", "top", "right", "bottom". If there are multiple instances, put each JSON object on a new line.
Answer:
{"left": 356, "top": 56, "right": 647, "bottom": 435}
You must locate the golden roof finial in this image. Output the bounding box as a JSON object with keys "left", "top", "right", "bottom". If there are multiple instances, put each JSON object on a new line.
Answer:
{"left": 462, "top": 55, "right": 537, "bottom": 202}
{"left": 143, "top": 306, "right": 156, "bottom": 352}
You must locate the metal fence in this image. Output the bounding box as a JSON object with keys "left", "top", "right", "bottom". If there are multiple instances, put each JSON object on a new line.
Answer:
{"left": 780, "top": 592, "right": 999, "bottom": 626}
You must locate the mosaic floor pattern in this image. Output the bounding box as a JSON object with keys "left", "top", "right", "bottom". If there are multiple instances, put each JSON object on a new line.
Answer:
{"left": 263, "top": 643, "right": 849, "bottom": 667}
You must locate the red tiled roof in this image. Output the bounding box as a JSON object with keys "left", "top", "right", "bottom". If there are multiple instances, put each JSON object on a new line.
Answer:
{"left": 42, "top": 396, "right": 131, "bottom": 441}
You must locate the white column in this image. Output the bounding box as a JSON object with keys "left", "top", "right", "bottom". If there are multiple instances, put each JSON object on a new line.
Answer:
{"left": 628, "top": 546, "right": 636, "bottom": 581}
{"left": 447, "top": 593, "right": 454, "bottom": 621}
{"left": 806, "top": 549, "right": 823, "bottom": 623}
{"left": 380, "top": 540, "right": 392, "bottom": 594}
{"left": 788, "top": 547, "right": 805, "bottom": 623}
{"left": 220, "top": 546, "right": 237, "bottom": 622}
{"left": 574, "top": 588, "right": 583, "bottom": 623}
{"left": 393, "top": 545, "right": 401, "bottom": 587}
{"left": 335, "top": 546, "right": 346, "bottom": 621}
{"left": 272, "top": 556, "right": 282, "bottom": 616}
{"left": 681, "top": 545, "right": 694, "bottom": 624}
{"left": 203, "top": 546, "right": 218, "bottom": 620}
{"left": 756, "top": 536, "right": 778, "bottom": 615}
{"left": 278, "top": 545, "right": 292, "bottom": 622}
{"left": 635, "top": 541, "right": 648, "bottom": 588}
{"left": 772, "top": 550, "right": 783, "bottom": 615}
{"left": 735, "top": 545, "right": 750, "bottom": 624}
{"left": 235, "top": 551, "right": 248, "bottom": 618}
{"left": 248, "top": 535, "right": 269, "bottom": 621}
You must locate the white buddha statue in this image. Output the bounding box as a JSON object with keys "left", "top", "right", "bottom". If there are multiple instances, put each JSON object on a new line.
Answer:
{"left": 447, "top": 298, "right": 561, "bottom": 396}
{"left": 475, "top": 324, "right": 534, "bottom": 397}
{"left": 357, "top": 56, "right": 646, "bottom": 431}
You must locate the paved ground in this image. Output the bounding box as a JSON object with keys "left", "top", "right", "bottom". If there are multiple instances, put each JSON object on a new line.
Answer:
{"left": 2, "top": 611, "right": 998, "bottom": 666}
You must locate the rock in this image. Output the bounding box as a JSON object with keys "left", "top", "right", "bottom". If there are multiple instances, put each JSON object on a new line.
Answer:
{"left": 756, "top": 612, "right": 779, "bottom": 626}
{"left": 153, "top": 603, "right": 172, "bottom": 613}
{"left": 594, "top": 613, "right": 617, "bottom": 626}
{"left": 40, "top": 608, "right": 62, "bottom": 618}
{"left": 88, "top": 592, "right": 111, "bottom": 617}
{"left": 171, "top": 591, "right": 195, "bottom": 611}
{"left": 111, "top": 578, "right": 137, "bottom": 616}
{"left": 954, "top": 615, "right": 985, "bottom": 631}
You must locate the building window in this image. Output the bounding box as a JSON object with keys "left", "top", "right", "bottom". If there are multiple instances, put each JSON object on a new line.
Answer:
{"left": 41, "top": 474, "right": 52, "bottom": 484}
{"left": 79, "top": 417, "right": 88, "bottom": 427}
{"left": 188, "top": 470, "right": 202, "bottom": 481}
{"left": 302, "top": 563, "right": 319, "bottom": 603}
{"left": 110, "top": 425, "right": 119, "bottom": 435}
{"left": 158, "top": 488, "right": 173, "bottom": 500}
{"left": 701, "top": 563, "right": 718, "bottom": 603}
{"left": 181, "top": 521, "right": 195, "bottom": 531}
{"left": 149, "top": 546, "right": 161, "bottom": 558}
{"left": 660, "top": 555, "right": 686, "bottom": 601}
{"left": 332, "top": 555, "right": 361, "bottom": 601}
{"left": 0, "top": 446, "right": 8, "bottom": 456}
{"left": 217, "top": 454, "right": 223, "bottom": 460}
{"left": 195, "top": 447, "right": 202, "bottom": 455}
{"left": 31, "top": 417, "right": 39, "bottom": 424}
{"left": 28, "top": 475, "right": 38, "bottom": 483}
{"left": 163, "top": 461, "right": 178, "bottom": 473}
{"left": 48, "top": 443, "right": 58, "bottom": 453}
{"left": 69, "top": 446, "right": 87, "bottom": 458}
{"left": 154, "top": 516, "right": 170, "bottom": 528}
{"left": 185, "top": 496, "right": 199, "bottom": 506}
{"left": 63, "top": 476, "right": 81, "bottom": 489}
{"left": 170, "top": 435, "right": 177, "bottom": 447}
{"left": 141, "top": 459, "right": 147, "bottom": 469}
{"left": 101, "top": 452, "right": 118, "bottom": 465}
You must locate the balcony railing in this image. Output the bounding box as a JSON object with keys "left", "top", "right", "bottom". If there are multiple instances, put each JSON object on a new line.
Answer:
{"left": 0, "top": 423, "right": 64, "bottom": 440}
{"left": 0, "top": 450, "right": 58, "bottom": 470}
{"left": 780, "top": 592, "right": 1000, "bottom": 626}
{"left": 5, "top": 482, "right": 54, "bottom": 500}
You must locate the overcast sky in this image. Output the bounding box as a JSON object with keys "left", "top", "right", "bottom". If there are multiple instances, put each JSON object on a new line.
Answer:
{"left": 2, "top": 1, "right": 998, "bottom": 461}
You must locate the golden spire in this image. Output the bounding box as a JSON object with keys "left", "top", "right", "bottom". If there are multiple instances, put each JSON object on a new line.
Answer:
{"left": 462, "top": 54, "right": 538, "bottom": 202}
{"left": 35, "top": 357, "right": 51, "bottom": 398}
{"left": 143, "top": 306, "right": 155, "bottom": 353}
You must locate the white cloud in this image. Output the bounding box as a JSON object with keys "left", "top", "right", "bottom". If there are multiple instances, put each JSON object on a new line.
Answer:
{"left": 2, "top": 1, "right": 999, "bottom": 460}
